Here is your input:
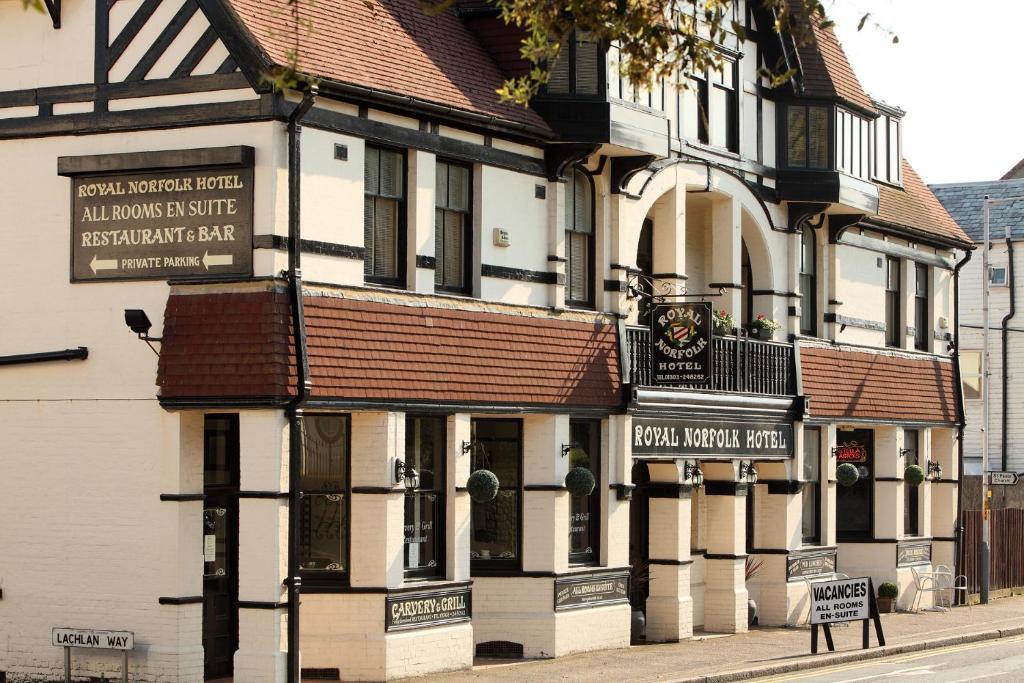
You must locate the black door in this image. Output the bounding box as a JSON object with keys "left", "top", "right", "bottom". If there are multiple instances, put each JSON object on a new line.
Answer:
{"left": 628, "top": 461, "right": 651, "bottom": 618}
{"left": 203, "top": 415, "right": 239, "bottom": 679}
{"left": 836, "top": 429, "right": 874, "bottom": 541}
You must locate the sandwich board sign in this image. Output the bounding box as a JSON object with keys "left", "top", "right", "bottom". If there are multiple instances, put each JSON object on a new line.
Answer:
{"left": 807, "top": 577, "right": 885, "bottom": 654}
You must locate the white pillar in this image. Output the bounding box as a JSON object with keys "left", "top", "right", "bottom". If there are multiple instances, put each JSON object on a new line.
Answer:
{"left": 703, "top": 476, "right": 748, "bottom": 634}
{"left": 645, "top": 462, "right": 693, "bottom": 642}
{"left": 710, "top": 196, "right": 742, "bottom": 321}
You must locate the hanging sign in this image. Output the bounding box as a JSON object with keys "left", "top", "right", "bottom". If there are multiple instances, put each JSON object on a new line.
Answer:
{"left": 554, "top": 571, "right": 629, "bottom": 611}
{"left": 632, "top": 416, "right": 793, "bottom": 458}
{"left": 385, "top": 586, "right": 471, "bottom": 631}
{"left": 650, "top": 303, "right": 712, "bottom": 386}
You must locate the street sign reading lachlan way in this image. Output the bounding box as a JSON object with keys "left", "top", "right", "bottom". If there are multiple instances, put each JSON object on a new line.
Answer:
{"left": 650, "top": 302, "right": 712, "bottom": 386}
{"left": 70, "top": 166, "right": 253, "bottom": 281}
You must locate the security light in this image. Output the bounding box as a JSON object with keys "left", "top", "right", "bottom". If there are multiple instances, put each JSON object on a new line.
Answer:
{"left": 124, "top": 309, "right": 162, "bottom": 355}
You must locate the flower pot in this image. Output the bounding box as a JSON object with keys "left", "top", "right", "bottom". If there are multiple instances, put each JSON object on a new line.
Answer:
{"left": 748, "top": 599, "right": 759, "bottom": 627}
{"left": 750, "top": 326, "right": 774, "bottom": 341}
{"left": 877, "top": 596, "right": 896, "bottom": 613}
{"left": 630, "top": 608, "right": 646, "bottom": 644}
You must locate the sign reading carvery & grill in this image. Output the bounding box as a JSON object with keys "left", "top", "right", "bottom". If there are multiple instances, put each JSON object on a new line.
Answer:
{"left": 632, "top": 416, "right": 794, "bottom": 458}
{"left": 384, "top": 586, "right": 471, "bottom": 631}
{"left": 67, "top": 156, "right": 253, "bottom": 282}
{"left": 650, "top": 303, "right": 712, "bottom": 386}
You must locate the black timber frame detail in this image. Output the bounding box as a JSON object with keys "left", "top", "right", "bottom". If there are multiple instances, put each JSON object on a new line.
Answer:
{"left": 823, "top": 313, "right": 887, "bottom": 332}
{"left": 253, "top": 235, "right": 365, "bottom": 261}
{"left": 765, "top": 480, "right": 802, "bottom": 495}
{"left": 828, "top": 214, "right": 865, "bottom": 244}
{"left": 238, "top": 490, "right": 289, "bottom": 499}
{"left": 238, "top": 600, "right": 289, "bottom": 609}
{"left": 611, "top": 155, "right": 657, "bottom": 194}
{"left": 544, "top": 143, "right": 600, "bottom": 181}
{"left": 43, "top": 0, "right": 61, "bottom": 28}
{"left": 158, "top": 596, "right": 204, "bottom": 605}
{"left": 160, "top": 493, "right": 204, "bottom": 502}
{"left": 481, "top": 264, "right": 559, "bottom": 284}
{"left": 58, "top": 145, "right": 254, "bottom": 175}
{"left": 787, "top": 203, "right": 829, "bottom": 233}
{"left": 126, "top": 1, "right": 200, "bottom": 81}
{"left": 704, "top": 481, "right": 750, "bottom": 496}
{"left": 647, "top": 482, "right": 693, "bottom": 499}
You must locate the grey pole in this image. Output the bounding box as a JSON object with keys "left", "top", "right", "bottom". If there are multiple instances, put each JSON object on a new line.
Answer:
{"left": 981, "top": 196, "right": 991, "bottom": 604}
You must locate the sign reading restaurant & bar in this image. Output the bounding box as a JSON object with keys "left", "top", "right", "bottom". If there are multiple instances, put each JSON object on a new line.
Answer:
{"left": 632, "top": 416, "right": 794, "bottom": 458}
{"left": 62, "top": 147, "right": 254, "bottom": 282}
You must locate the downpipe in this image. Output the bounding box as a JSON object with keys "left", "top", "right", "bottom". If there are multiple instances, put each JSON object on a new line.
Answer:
{"left": 952, "top": 248, "right": 972, "bottom": 604}
{"left": 286, "top": 84, "right": 318, "bottom": 683}
{"left": 1001, "top": 234, "right": 1016, "bottom": 471}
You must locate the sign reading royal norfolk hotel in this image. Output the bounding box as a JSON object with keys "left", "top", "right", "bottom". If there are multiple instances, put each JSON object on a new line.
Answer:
{"left": 61, "top": 147, "right": 254, "bottom": 282}
{"left": 632, "top": 416, "right": 794, "bottom": 458}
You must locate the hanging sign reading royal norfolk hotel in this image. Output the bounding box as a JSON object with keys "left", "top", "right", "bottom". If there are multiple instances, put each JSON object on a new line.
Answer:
{"left": 61, "top": 147, "right": 254, "bottom": 282}
{"left": 651, "top": 302, "right": 712, "bottom": 386}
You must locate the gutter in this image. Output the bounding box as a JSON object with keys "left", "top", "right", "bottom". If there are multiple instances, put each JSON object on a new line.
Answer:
{"left": 952, "top": 247, "right": 972, "bottom": 604}
{"left": 1001, "top": 232, "right": 1016, "bottom": 471}
{"left": 285, "top": 85, "right": 318, "bottom": 683}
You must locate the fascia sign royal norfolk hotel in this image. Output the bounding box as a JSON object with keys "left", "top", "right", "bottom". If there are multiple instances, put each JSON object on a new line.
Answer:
{"left": 0, "top": 1, "right": 974, "bottom": 681}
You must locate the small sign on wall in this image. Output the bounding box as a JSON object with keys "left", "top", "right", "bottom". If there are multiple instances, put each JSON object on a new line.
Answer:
{"left": 786, "top": 548, "right": 837, "bottom": 581}
{"left": 384, "top": 586, "right": 471, "bottom": 631}
{"left": 553, "top": 571, "right": 629, "bottom": 611}
{"left": 897, "top": 540, "right": 932, "bottom": 567}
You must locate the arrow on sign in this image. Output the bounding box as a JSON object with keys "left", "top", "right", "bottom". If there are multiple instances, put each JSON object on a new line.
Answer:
{"left": 990, "top": 472, "right": 1019, "bottom": 486}
{"left": 89, "top": 254, "right": 117, "bottom": 274}
{"left": 202, "top": 252, "right": 233, "bottom": 270}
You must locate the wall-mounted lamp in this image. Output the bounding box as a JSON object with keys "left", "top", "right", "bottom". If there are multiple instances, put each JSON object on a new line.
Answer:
{"left": 927, "top": 460, "right": 943, "bottom": 480}
{"left": 561, "top": 442, "right": 582, "bottom": 458}
{"left": 899, "top": 448, "right": 912, "bottom": 459}
{"left": 461, "top": 440, "right": 477, "bottom": 456}
{"left": 394, "top": 459, "right": 420, "bottom": 489}
{"left": 124, "top": 309, "right": 162, "bottom": 356}
{"left": 739, "top": 461, "right": 758, "bottom": 485}
{"left": 684, "top": 462, "right": 704, "bottom": 488}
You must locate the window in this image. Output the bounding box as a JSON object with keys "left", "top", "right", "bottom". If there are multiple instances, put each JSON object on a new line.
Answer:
{"left": 786, "top": 104, "right": 829, "bottom": 169}
{"left": 914, "top": 263, "right": 929, "bottom": 351}
{"left": 800, "top": 225, "right": 817, "bottom": 336}
{"left": 471, "top": 419, "right": 522, "bottom": 572}
{"left": 885, "top": 256, "right": 901, "bottom": 347}
{"left": 990, "top": 266, "right": 1008, "bottom": 286}
{"left": 873, "top": 114, "right": 902, "bottom": 185}
{"left": 693, "top": 71, "right": 710, "bottom": 145}
{"left": 565, "top": 167, "right": 594, "bottom": 306}
{"left": 836, "top": 108, "right": 871, "bottom": 180}
{"left": 904, "top": 430, "right": 920, "bottom": 537}
{"left": 299, "top": 415, "right": 350, "bottom": 580}
{"left": 547, "top": 32, "right": 602, "bottom": 96}
{"left": 569, "top": 420, "right": 601, "bottom": 565}
{"left": 404, "top": 416, "right": 446, "bottom": 578}
{"left": 710, "top": 58, "right": 738, "bottom": 152}
{"left": 435, "top": 161, "right": 472, "bottom": 294}
{"left": 960, "top": 350, "right": 982, "bottom": 400}
{"left": 802, "top": 427, "right": 821, "bottom": 544}
{"left": 364, "top": 146, "right": 405, "bottom": 286}
{"left": 836, "top": 429, "right": 874, "bottom": 540}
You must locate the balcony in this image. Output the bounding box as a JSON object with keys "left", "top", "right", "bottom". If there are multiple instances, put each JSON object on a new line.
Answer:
{"left": 625, "top": 326, "right": 796, "bottom": 397}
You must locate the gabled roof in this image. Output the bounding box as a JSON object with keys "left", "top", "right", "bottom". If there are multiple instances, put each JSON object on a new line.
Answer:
{"left": 789, "top": 2, "right": 874, "bottom": 113}
{"left": 871, "top": 158, "right": 973, "bottom": 248}
{"left": 1002, "top": 157, "right": 1024, "bottom": 180}
{"left": 220, "top": 0, "right": 548, "bottom": 133}
{"left": 930, "top": 178, "right": 1024, "bottom": 242}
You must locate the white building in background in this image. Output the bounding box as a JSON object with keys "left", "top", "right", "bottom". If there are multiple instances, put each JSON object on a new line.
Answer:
{"left": 0, "top": 1, "right": 972, "bottom": 681}
{"left": 933, "top": 178, "right": 1024, "bottom": 475}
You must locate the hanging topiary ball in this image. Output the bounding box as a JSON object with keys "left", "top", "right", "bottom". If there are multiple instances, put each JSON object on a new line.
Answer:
{"left": 467, "top": 469, "right": 500, "bottom": 503}
{"left": 836, "top": 462, "right": 860, "bottom": 487}
{"left": 565, "top": 466, "right": 596, "bottom": 497}
{"left": 905, "top": 464, "right": 925, "bottom": 487}
{"left": 567, "top": 447, "right": 590, "bottom": 469}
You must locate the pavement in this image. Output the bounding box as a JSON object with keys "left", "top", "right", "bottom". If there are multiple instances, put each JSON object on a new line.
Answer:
{"left": 400, "top": 595, "right": 1024, "bottom": 683}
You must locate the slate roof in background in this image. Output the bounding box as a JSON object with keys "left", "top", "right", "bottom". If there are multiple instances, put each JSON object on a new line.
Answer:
{"left": 873, "top": 159, "right": 973, "bottom": 247}
{"left": 790, "top": 2, "right": 874, "bottom": 112}
{"left": 930, "top": 179, "right": 1024, "bottom": 242}
{"left": 224, "top": 0, "right": 549, "bottom": 132}
{"left": 800, "top": 345, "right": 958, "bottom": 423}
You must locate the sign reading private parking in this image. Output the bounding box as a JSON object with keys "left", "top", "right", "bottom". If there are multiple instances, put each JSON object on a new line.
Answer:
{"left": 70, "top": 167, "right": 253, "bottom": 281}
{"left": 651, "top": 302, "right": 712, "bottom": 386}
{"left": 810, "top": 577, "right": 870, "bottom": 624}
{"left": 52, "top": 628, "right": 134, "bottom": 650}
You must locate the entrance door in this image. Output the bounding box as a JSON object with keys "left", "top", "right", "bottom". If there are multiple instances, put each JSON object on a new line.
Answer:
{"left": 203, "top": 415, "right": 239, "bottom": 679}
{"left": 836, "top": 429, "right": 874, "bottom": 540}
{"left": 628, "top": 461, "right": 651, "bottom": 619}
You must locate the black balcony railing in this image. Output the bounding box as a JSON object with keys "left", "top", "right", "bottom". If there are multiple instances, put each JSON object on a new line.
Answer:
{"left": 626, "top": 326, "right": 795, "bottom": 396}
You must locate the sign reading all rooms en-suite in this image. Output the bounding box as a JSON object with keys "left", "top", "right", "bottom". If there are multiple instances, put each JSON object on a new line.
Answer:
{"left": 632, "top": 416, "right": 794, "bottom": 458}
{"left": 62, "top": 147, "right": 254, "bottom": 282}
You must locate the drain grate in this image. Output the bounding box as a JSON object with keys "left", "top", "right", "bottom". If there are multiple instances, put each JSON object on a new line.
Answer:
{"left": 475, "top": 640, "right": 524, "bottom": 659}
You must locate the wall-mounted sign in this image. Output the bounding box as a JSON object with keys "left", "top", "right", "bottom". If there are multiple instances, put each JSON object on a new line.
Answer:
{"left": 897, "top": 540, "right": 932, "bottom": 567}
{"left": 554, "top": 571, "right": 629, "bottom": 611}
{"left": 834, "top": 441, "right": 869, "bottom": 463}
{"left": 632, "top": 416, "right": 794, "bottom": 458}
{"left": 69, "top": 166, "right": 253, "bottom": 282}
{"left": 384, "top": 586, "right": 471, "bottom": 631}
{"left": 52, "top": 628, "right": 134, "bottom": 650}
{"left": 787, "top": 548, "right": 838, "bottom": 581}
{"left": 650, "top": 303, "right": 712, "bottom": 386}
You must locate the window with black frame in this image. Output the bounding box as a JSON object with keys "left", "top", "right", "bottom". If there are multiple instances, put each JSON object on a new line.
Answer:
{"left": 299, "top": 415, "right": 350, "bottom": 581}
{"left": 785, "top": 104, "right": 830, "bottom": 169}
{"left": 802, "top": 427, "right": 821, "bottom": 544}
{"left": 546, "top": 32, "right": 602, "bottom": 96}
{"left": 364, "top": 146, "right": 405, "bottom": 286}
{"left": 710, "top": 57, "right": 738, "bottom": 152}
{"left": 565, "top": 167, "right": 594, "bottom": 307}
{"left": 569, "top": 420, "right": 601, "bottom": 565}
{"left": 904, "top": 430, "right": 920, "bottom": 537}
{"left": 404, "top": 416, "right": 446, "bottom": 578}
{"left": 914, "top": 263, "right": 929, "bottom": 351}
{"left": 470, "top": 419, "right": 522, "bottom": 572}
{"left": 800, "top": 225, "right": 817, "bottom": 336}
{"left": 836, "top": 429, "right": 874, "bottom": 540}
{"left": 885, "top": 256, "right": 901, "bottom": 347}
{"left": 435, "top": 161, "right": 471, "bottom": 294}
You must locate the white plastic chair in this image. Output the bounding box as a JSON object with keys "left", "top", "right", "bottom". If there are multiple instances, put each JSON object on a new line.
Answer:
{"left": 911, "top": 566, "right": 944, "bottom": 611}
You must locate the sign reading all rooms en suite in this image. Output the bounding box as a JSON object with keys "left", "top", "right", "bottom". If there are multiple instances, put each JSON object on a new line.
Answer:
{"left": 632, "top": 416, "right": 793, "bottom": 458}
{"left": 67, "top": 158, "right": 253, "bottom": 282}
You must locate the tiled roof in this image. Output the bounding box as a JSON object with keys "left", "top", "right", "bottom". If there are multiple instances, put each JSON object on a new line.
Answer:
{"left": 930, "top": 178, "right": 1024, "bottom": 242}
{"left": 871, "top": 159, "right": 974, "bottom": 247}
{"left": 223, "top": 0, "right": 548, "bottom": 132}
{"left": 800, "top": 345, "right": 958, "bottom": 423}
{"left": 1002, "top": 158, "right": 1024, "bottom": 180}
{"left": 157, "top": 289, "right": 621, "bottom": 409}
{"left": 790, "top": 3, "right": 874, "bottom": 112}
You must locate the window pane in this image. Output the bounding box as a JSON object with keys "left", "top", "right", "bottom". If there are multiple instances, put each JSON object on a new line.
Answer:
{"left": 448, "top": 164, "right": 470, "bottom": 211}
{"left": 568, "top": 230, "right": 590, "bottom": 303}
{"left": 787, "top": 106, "right": 807, "bottom": 167}
{"left": 301, "top": 416, "right": 348, "bottom": 491}
{"left": 299, "top": 493, "right": 346, "bottom": 571}
{"left": 889, "top": 119, "right": 901, "bottom": 183}
{"left": 379, "top": 149, "right": 403, "bottom": 197}
{"left": 916, "top": 263, "right": 928, "bottom": 298}
{"left": 471, "top": 420, "right": 521, "bottom": 566}
{"left": 435, "top": 161, "right": 450, "bottom": 210}
{"left": 808, "top": 106, "right": 829, "bottom": 169}
{"left": 575, "top": 36, "right": 601, "bottom": 95}
{"left": 300, "top": 415, "right": 349, "bottom": 573}
{"left": 405, "top": 416, "right": 445, "bottom": 575}
{"left": 904, "top": 430, "right": 919, "bottom": 536}
{"left": 569, "top": 420, "right": 600, "bottom": 564}
{"left": 442, "top": 210, "right": 464, "bottom": 288}
{"left": 364, "top": 146, "right": 379, "bottom": 195}
{"left": 405, "top": 492, "right": 442, "bottom": 571}
{"left": 363, "top": 201, "right": 375, "bottom": 276}
{"left": 573, "top": 170, "right": 592, "bottom": 234}
{"left": 801, "top": 427, "right": 820, "bottom": 543}
{"left": 373, "top": 198, "right": 398, "bottom": 277}
{"left": 548, "top": 48, "right": 570, "bottom": 93}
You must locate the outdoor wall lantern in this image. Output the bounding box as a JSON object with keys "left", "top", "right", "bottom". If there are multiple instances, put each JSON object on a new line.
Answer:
{"left": 927, "top": 460, "right": 943, "bottom": 480}
{"left": 739, "top": 460, "right": 759, "bottom": 484}
{"left": 561, "top": 442, "right": 582, "bottom": 458}
{"left": 461, "top": 440, "right": 481, "bottom": 456}
{"left": 684, "top": 462, "right": 704, "bottom": 487}
{"left": 394, "top": 459, "right": 420, "bottom": 488}
{"left": 124, "top": 309, "right": 162, "bottom": 355}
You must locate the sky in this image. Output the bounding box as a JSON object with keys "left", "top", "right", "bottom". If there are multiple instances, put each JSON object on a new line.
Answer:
{"left": 826, "top": 0, "right": 1023, "bottom": 185}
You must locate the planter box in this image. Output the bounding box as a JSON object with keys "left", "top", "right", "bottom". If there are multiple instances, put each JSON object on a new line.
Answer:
{"left": 876, "top": 596, "right": 896, "bottom": 613}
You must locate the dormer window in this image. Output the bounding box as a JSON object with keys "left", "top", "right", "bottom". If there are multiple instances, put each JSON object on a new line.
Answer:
{"left": 836, "top": 108, "right": 871, "bottom": 180}
{"left": 546, "top": 33, "right": 602, "bottom": 96}
{"left": 873, "top": 112, "right": 902, "bottom": 186}
{"left": 784, "top": 104, "right": 829, "bottom": 169}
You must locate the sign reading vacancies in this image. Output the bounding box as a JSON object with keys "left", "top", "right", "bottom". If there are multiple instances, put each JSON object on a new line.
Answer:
{"left": 554, "top": 572, "right": 629, "bottom": 611}
{"left": 809, "top": 577, "right": 870, "bottom": 625}
{"left": 651, "top": 303, "right": 712, "bottom": 386}
{"left": 632, "top": 416, "right": 794, "bottom": 459}
{"left": 384, "top": 587, "right": 471, "bottom": 631}
{"left": 69, "top": 166, "right": 253, "bottom": 281}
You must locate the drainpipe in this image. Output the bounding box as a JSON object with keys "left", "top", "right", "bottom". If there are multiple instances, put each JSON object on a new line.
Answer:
{"left": 286, "top": 84, "right": 318, "bottom": 683}
{"left": 1001, "top": 231, "right": 1016, "bottom": 472}
{"left": 952, "top": 247, "right": 972, "bottom": 604}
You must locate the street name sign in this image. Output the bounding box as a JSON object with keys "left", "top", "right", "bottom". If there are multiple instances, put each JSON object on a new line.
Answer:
{"left": 52, "top": 627, "right": 134, "bottom": 650}
{"left": 990, "top": 471, "right": 1019, "bottom": 486}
